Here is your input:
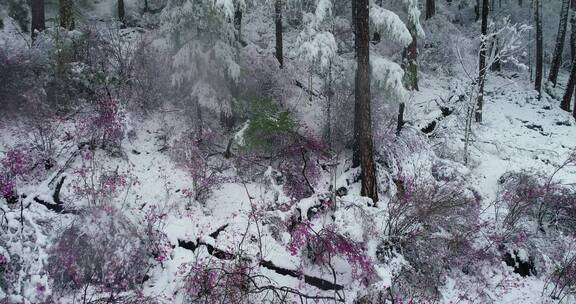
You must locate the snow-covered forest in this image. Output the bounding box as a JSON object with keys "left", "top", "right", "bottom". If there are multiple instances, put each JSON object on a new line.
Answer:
{"left": 1, "top": 0, "right": 576, "bottom": 302}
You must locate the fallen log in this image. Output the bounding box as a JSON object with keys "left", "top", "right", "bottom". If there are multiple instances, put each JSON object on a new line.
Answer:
{"left": 177, "top": 237, "right": 344, "bottom": 291}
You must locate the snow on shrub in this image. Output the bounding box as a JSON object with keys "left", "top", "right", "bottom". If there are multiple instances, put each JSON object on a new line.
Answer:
{"left": 70, "top": 149, "right": 136, "bottom": 206}
{"left": 0, "top": 145, "right": 37, "bottom": 202}
{"left": 498, "top": 170, "right": 576, "bottom": 235}
{"left": 48, "top": 205, "right": 154, "bottom": 296}
{"left": 181, "top": 259, "right": 251, "bottom": 303}
{"left": 171, "top": 130, "right": 234, "bottom": 203}
{"left": 287, "top": 222, "right": 374, "bottom": 281}
{"left": 380, "top": 171, "right": 491, "bottom": 300}
{"left": 278, "top": 134, "right": 325, "bottom": 200}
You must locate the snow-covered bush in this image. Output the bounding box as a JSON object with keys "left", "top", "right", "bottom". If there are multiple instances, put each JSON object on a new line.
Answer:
{"left": 0, "top": 144, "right": 39, "bottom": 203}
{"left": 48, "top": 205, "right": 154, "bottom": 297}
{"left": 381, "top": 172, "right": 490, "bottom": 300}
{"left": 288, "top": 222, "right": 374, "bottom": 281}
{"left": 171, "top": 131, "right": 233, "bottom": 203}
{"left": 182, "top": 259, "right": 251, "bottom": 303}
{"left": 498, "top": 169, "right": 576, "bottom": 235}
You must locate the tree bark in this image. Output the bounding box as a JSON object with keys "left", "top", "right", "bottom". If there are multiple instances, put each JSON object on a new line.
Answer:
{"left": 534, "top": 0, "right": 543, "bottom": 97}
{"left": 548, "top": 0, "right": 570, "bottom": 86}
{"left": 275, "top": 0, "right": 284, "bottom": 68}
{"left": 396, "top": 103, "right": 405, "bottom": 135}
{"left": 570, "top": 0, "right": 576, "bottom": 60}
{"left": 561, "top": 57, "right": 576, "bottom": 111}
{"left": 118, "top": 0, "right": 125, "bottom": 28}
{"left": 476, "top": 0, "right": 489, "bottom": 123}
{"left": 59, "top": 0, "right": 74, "bottom": 30}
{"left": 403, "top": 25, "right": 419, "bottom": 90}
{"left": 234, "top": 5, "right": 244, "bottom": 45}
{"left": 31, "top": 0, "right": 45, "bottom": 40}
{"left": 426, "top": 0, "right": 435, "bottom": 19}
{"left": 353, "top": 0, "right": 378, "bottom": 203}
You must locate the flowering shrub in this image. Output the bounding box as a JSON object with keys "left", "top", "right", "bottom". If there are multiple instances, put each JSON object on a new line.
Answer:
{"left": 0, "top": 145, "right": 36, "bottom": 201}
{"left": 547, "top": 249, "right": 576, "bottom": 301}
{"left": 93, "top": 95, "right": 125, "bottom": 145}
{"left": 288, "top": 222, "right": 374, "bottom": 280}
{"left": 278, "top": 135, "right": 325, "bottom": 200}
{"left": 71, "top": 150, "right": 135, "bottom": 206}
{"left": 171, "top": 131, "right": 233, "bottom": 203}
{"left": 182, "top": 260, "right": 251, "bottom": 303}
{"left": 381, "top": 172, "right": 490, "bottom": 300}
{"left": 48, "top": 205, "right": 154, "bottom": 295}
{"left": 498, "top": 170, "right": 576, "bottom": 234}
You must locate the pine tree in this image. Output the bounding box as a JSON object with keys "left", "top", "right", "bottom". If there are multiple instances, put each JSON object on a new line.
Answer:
{"left": 561, "top": 57, "right": 576, "bottom": 111}
{"left": 354, "top": 0, "right": 378, "bottom": 202}
{"left": 275, "top": 0, "right": 283, "bottom": 68}
{"left": 31, "top": 0, "right": 45, "bottom": 40}
{"left": 162, "top": 0, "right": 243, "bottom": 127}
{"left": 59, "top": 0, "right": 74, "bottom": 30}
{"left": 534, "top": 0, "right": 543, "bottom": 97}
{"left": 403, "top": 0, "right": 423, "bottom": 91}
{"left": 425, "top": 0, "right": 435, "bottom": 19}
{"left": 476, "top": 0, "right": 489, "bottom": 123}
{"left": 570, "top": 0, "right": 576, "bottom": 60}
{"left": 118, "top": 0, "right": 126, "bottom": 28}
{"left": 548, "top": 0, "right": 570, "bottom": 86}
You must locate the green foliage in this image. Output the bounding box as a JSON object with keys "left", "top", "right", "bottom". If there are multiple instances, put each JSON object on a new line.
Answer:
{"left": 7, "top": 0, "right": 29, "bottom": 33}
{"left": 242, "top": 97, "right": 297, "bottom": 152}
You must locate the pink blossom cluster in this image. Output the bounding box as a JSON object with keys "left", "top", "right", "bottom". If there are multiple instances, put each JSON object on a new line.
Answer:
{"left": 279, "top": 135, "right": 325, "bottom": 200}
{"left": 287, "top": 223, "right": 374, "bottom": 280}
{"left": 93, "top": 96, "right": 125, "bottom": 143}
{"left": 171, "top": 132, "right": 234, "bottom": 202}
{"left": 183, "top": 260, "right": 249, "bottom": 303}
{"left": 0, "top": 145, "right": 34, "bottom": 199}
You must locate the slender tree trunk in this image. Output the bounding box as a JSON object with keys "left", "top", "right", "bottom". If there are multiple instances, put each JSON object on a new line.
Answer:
{"left": 548, "top": 0, "right": 570, "bottom": 86}
{"left": 396, "top": 103, "right": 405, "bottom": 135}
{"left": 325, "top": 62, "right": 333, "bottom": 150}
{"left": 426, "top": 0, "right": 435, "bottom": 19}
{"left": 354, "top": 0, "right": 378, "bottom": 203}
{"left": 275, "top": 0, "right": 284, "bottom": 68}
{"left": 561, "top": 57, "right": 576, "bottom": 111}
{"left": 534, "top": 0, "right": 543, "bottom": 97}
{"left": 59, "top": 0, "right": 74, "bottom": 30}
{"left": 519, "top": 0, "right": 523, "bottom": 7}
{"left": 490, "top": 38, "right": 501, "bottom": 71}
{"left": 118, "top": 0, "right": 125, "bottom": 28}
{"left": 570, "top": 0, "right": 576, "bottom": 60}
{"left": 352, "top": 0, "right": 360, "bottom": 167}
{"left": 403, "top": 26, "right": 419, "bottom": 90}
{"left": 476, "top": 0, "right": 481, "bottom": 21}
{"left": 234, "top": 6, "right": 246, "bottom": 46}
{"left": 476, "top": 0, "right": 489, "bottom": 123}
{"left": 31, "top": 0, "right": 45, "bottom": 40}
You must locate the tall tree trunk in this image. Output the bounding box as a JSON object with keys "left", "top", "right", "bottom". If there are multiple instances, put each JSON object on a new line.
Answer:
{"left": 234, "top": 6, "right": 244, "bottom": 45}
{"left": 548, "top": 0, "right": 570, "bottom": 86}
{"left": 476, "top": 0, "right": 481, "bottom": 21}
{"left": 561, "top": 57, "right": 576, "bottom": 111}
{"left": 354, "top": 0, "right": 378, "bottom": 203}
{"left": 426, "top": 0, "right": 435, "bottom": 19}
{"left": 519, "top": 0, "right": 523, "bottom": 7}
{"left": 570, "top": 0, "right": 576, "bottom": 60}
{"left": 396, "top": 103, "right": 405, "bottom": 135}
{"left": 275, "top": 0, "right": 284, "bottom": 68}
{"left": 476, "top": 0, "right": 489, "bottom": 123}
{"left": 403, "top": 26, "right": 419, "bottom": 90}
{"left": 31, "top": 0, "right": 45, "bottom": 40}
{"left": 59, "top": 0, "right": 74, "bottom": 30}
{"left": 534, "top": 0, "right": 543, "bottom": 97}
{"left": 118, "top": 0, "right": 125, "bottom": 28}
